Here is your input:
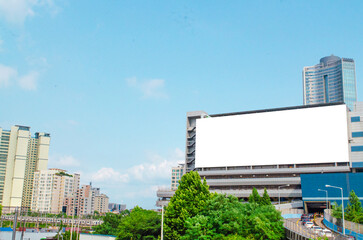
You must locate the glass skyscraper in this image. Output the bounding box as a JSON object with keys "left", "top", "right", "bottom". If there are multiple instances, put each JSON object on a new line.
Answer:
{"left": 303, "top": 55, "right": 357, "bottom": 110}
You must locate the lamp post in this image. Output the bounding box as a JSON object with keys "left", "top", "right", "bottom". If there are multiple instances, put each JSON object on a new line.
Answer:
{"left": 318, "top": 189, "right": 329, "bottom": 210}
{"left": 326, "top": 185, "right": 345, "bottom": 236}
{"left": 278, "top": 184, "right": 290, "bottom": 210}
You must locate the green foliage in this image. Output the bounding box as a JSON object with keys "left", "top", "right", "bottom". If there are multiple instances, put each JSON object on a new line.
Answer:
{"left": 345, "top": 190, "right": 363, "bottom": 222}
{"left": 332, "top": 190, "right": 363, "bottom": 224}
{"left": 248, "top": 187, "right": 261, "bottom": 204}
{"left": 117, "top": 206, "right": 161, "bottom": 240}
{"left": 164, "top": 171, "right": 211, "bottom": 240}
{"left": 55, "top": 171, "right": 73, "bottom": 177}
{"left": 0, "top": 204, "right": 2, "bottom": 216}
{"left": 260, "top": 188, "right": 271, "bottom": 206}
{"left": 331, "top": 202, "right": 343, "bottom": 219}
{"left": 94, "top": 211, "right": 129, "bottom": 236}
{"left": 182, "top": 194, "right": 284, "bottom": 240}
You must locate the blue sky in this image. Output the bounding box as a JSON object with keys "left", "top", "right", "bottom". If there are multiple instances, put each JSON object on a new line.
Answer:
{"left": 0, "top": 0, "right": 363, "bottom": 209}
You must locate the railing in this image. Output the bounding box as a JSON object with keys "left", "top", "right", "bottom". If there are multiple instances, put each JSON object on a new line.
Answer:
{"left": 0, "top": 215, "right": 103, "bottom": 226}
{"left": 324, "top": 209, "right": 363, "bottom": 239}
{"left": 284, "top": 219, "right": 315, "bottom": 239}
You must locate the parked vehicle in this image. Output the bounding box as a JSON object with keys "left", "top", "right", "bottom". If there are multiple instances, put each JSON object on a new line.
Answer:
{"left": 305, "top": 222, "right": 314, "bottom": 228}
{"left": 301, "top": 219, "right": 310, "bottom": 225}
{"left": 312, "top": 226, "right": 323, "bottom": 234}
{"left": 319, "top": 229, "right": 332, "bottom": 237}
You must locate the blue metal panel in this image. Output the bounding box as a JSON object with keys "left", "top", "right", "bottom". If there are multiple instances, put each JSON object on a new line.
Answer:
{"left": 301, "top": 173, "right": 363, "bottom": 207}
{"left": 352, "top": 162, "right": 363, "bottom": 168}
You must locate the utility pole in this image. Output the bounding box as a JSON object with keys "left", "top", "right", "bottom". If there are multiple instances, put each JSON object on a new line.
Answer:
{"left": 161, "top": 205, "right": 164, "bottom": 240}
{"left": 12, "top": 207, "right": 18, "bottom": 240}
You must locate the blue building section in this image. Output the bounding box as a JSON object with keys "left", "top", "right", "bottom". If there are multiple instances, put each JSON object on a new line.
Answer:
{"left": 301, "top": 172, "right": 363, "bottom": 209}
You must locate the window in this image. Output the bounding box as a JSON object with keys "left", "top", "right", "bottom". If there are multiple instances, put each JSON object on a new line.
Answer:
{"left": 351, "top": 116, "right": 360, "bottom": 122}
{"left": 352, "top": 132, "right": 363, "bottom": 138}
{"left": 351, "top": 146, "right": 363, "bottom": 152}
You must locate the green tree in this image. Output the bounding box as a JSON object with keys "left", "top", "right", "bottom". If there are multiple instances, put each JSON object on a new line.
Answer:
{"left": 117, "top": 206, "right": 161, "bottom": 240}
{"left": 248, "top": 187, "right": 261, "bottom": 204}
{"left": 345, "top": 190, "right": 363, "bottom": 222}
{"left": 0, "top": 204, "right": 2, "bottom": 217}
{"left": 182, "top": 194, "right": 284, "bottom": 240}
{"left": 94, "top": 211, "right": 129, "bottom": 236}
{"left": 164, "top": 171, "right": 211, "bottom": 240}
{"left": 260, "top": 188, "right": 271, "bottom": 206}
{"left": 331, "top": 202, "right": 342, "bottom": 219}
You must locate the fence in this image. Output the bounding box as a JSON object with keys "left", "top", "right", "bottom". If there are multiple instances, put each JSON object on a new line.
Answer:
{"left": 324, "top": 209, "right": 363, "bottom": 240}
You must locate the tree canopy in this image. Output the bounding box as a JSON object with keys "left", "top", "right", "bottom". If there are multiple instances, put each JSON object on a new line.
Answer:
{"left": 93, "top": 211, "right": 129, "bottom": 236}
{"left": 117, "top": 206, "right": 161, "bottom": 240}
{"left": 332, "top": 190, "right": 363, "bottom": 224}
{"left": 164, "top": 171, "right": 211, "bottom": 240}
{"left": 182, "top": 193, "right": 284, "bottom": 240}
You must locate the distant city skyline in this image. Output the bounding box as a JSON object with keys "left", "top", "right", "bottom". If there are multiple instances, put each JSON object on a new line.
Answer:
{"left": 1, "top": 1, "right": 363, "bottom": 209}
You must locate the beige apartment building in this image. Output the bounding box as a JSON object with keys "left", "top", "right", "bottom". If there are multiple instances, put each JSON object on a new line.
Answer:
{"left": 94, "top": 194, "right": 109, "bottom": 214}
{"left": 0, "top": 126, "right": 50, "bottom": 212}
{"left": 31, "top": 169, "right": 80, "bottom": 213}
{"left": 64, "top": 184, "right": 100, "bottom": 216}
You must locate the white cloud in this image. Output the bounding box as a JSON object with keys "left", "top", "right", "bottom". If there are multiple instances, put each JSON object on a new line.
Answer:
{"left": 18, "top": 71, "right": 39, "bottom": 90}
{"left": 50, "top": 155, "right": 81, "bottom": 167}
{"left": 0, "top": 64, "right": 17, "bottom": 87}
{"left": 89, "top": 148, "right": 184, "bottom": 189}
{"left": 126, "top": 77, "right": 168, "bottom": 99}
{"left": 0, "top": 63, "right": 41, "bottom": 90}
{"left": 129, "top": 148, "right": 184, "bottom": 181}
{"left": 0, "top": 0, "right": 57, "bottom": 25}
{"left": 92, "top": 168, "right": 129, "bottom": 183}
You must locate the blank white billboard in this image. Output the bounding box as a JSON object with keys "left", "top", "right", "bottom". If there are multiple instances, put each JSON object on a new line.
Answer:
{"left": 195, "top": 105, "right": 349, "bottom": 168}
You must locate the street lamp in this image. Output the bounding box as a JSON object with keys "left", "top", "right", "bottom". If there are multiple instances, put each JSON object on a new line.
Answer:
{"left": 318, "top": 189, "right": 329, "bottom": 210}
{"left": 278, "top": 184, "right": 290, "bottom": 209}
{"left": 326, "top": 185, "right": 345, "bottom": 236}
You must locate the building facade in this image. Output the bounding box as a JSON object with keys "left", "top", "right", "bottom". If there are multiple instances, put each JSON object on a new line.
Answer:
{"left": 303, "top": 55, "right": 357, "bottom": 110}
{"left": 0, "top": 125, "right": 50, "bottom": 212}
{"left": 108, "top": 203, "right": 126, "bottom": 213}
{"left": 171, "top": 164, "right": 184, "bottom": 191}
{"left": 94, "top": 194, "right": 109, "bottom": 214}
{"left": 31, "top": 169, "right": 80, "bottom": 213}
{"left": 157, "top": 103, "right": 363, "bottom": 207}
{"left": 64, "top": 184, "right": 103, "bottom": 216}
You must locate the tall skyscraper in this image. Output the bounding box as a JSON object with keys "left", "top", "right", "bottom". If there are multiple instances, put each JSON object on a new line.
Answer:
{"left": 0, "top": 125, "right": 50, "bottom": 212}
{"left": 303, "top": 55, "right": 357, "bottom": 110}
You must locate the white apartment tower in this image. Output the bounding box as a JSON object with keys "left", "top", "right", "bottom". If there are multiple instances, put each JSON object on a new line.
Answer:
{"left": 31, "top": 169, "right": 80, "bottom": 213}
{"left": 0, "top": 126, "right": 50, "bottom": 212}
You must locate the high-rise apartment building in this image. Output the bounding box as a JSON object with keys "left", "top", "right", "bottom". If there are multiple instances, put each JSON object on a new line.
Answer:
{"left": 171, "top": 164, "right": 184, "bottom": 190}
{"left": 31, "top": 169, "right": 80, "bottom": 213}
{"left": 64, "top": 184, "right": 102, "bottom": 216}
{"left": 94, "top": 194, "right": 109, "bottom": 214}
{"left": 303, "top": 55, "right": 357, "bottom": 110}
{"left": 0, "top": 126, "right": 50, "bottom": 212}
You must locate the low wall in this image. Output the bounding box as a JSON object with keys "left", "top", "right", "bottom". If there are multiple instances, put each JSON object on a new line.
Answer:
{"left": 324, "top": 209, "right": 363, "bottom": 240}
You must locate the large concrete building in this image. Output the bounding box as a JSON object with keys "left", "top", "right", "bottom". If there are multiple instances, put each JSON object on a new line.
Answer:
{"left": 303, "top": 55, "right": 356, "bottom": 110}
{"left": 0, "top": 125, "right": 50, "bottom": 212}
{"left": 157, "top": 102, "right": 363, "bottom": 207}
{"left": 31, "top": 169, "right": 80, "bottom": 213}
